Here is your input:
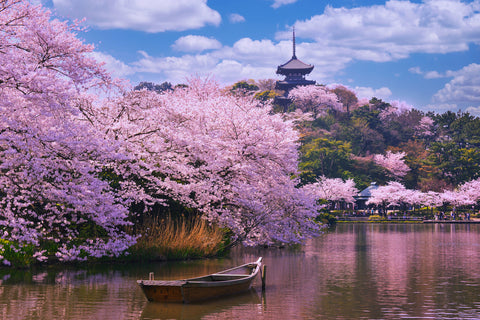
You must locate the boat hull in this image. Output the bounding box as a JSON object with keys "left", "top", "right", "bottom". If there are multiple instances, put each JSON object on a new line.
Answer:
{"left": 138, "top": 280, "right": 185, "bottom": 302}
{"left": 139, "top": 278, "right": 255, "bottom": 303}
{"left": 137, "top": 258, "right": 262, "bottom": 303}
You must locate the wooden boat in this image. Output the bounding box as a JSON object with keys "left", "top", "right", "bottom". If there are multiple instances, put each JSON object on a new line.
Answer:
{"left": 137, "top": 257, "right": 262, "bottom": 303}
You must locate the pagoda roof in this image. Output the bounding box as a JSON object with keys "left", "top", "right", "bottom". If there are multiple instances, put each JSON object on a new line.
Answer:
{"left": 355, "top": 182, "right": 379, "bottom": 200}
{"left": 276, "top": 78, "right": 315, "bottom": 89}
{"left": 276, "top": 56, "right": 314, "bottom": 75}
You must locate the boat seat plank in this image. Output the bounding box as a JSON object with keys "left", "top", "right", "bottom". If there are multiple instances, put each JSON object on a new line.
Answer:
{"left": 209, "top": 274, "right": 250, "bottom": 281}
{"left": 138, "top": 280, "right": 187, "bottom": 286}
{"left": 211, "top": 274, "right": 249, "bottom": 278}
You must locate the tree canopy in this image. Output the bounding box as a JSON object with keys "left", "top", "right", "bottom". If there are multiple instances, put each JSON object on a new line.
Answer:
{"left": 0, "top": 2, "right": 323, "bottom": 264}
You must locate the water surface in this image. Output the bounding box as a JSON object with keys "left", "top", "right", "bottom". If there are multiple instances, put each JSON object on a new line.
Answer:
{"left": 1, "top": 223, "right": 480, "bottom": 319}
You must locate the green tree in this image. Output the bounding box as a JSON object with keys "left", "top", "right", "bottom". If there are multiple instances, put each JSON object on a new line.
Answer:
{"left": 432, "top": 111, "right": 480, "bottom": 147}
{"left": 230, "top": 80, "right": 259, "bottom": 93}
{"left": 299, "top": 137, "right": 353, "bottom": 183}
{"left": 134, "top": 81, "right": 173, "bottom": 93}
{"left": 254, "top": 90, "right": 278, "bottom": 106}
{"left": 349, "top": 157, "right": 387, "bottom": 191}
{"left": 369, "top": 97, "right": 391, "bottom": 111}
{"left": 351, "top": 104, "right": 383, "bottom": 130}
{"left": 333, "top": 118, "right": 386, "bottom": 155}
{"left": 427, "top": 141, "right": 480, "bottom": 185}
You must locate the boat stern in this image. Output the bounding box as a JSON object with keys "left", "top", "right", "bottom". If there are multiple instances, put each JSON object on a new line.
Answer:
{"left": 137, "top": 280, "right": 186, "bottom": 303}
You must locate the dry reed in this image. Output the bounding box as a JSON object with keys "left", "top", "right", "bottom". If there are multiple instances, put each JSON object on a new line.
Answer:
{"left": 129, "top": 215, "right": 225, "bottom": 260}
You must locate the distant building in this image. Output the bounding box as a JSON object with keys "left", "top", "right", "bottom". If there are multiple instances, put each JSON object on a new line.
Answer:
{"left": 354, "top": 182, "right": 379, "bottom": 210}
{"left": 275, "top": 28, "right": 315, "bottom": 108}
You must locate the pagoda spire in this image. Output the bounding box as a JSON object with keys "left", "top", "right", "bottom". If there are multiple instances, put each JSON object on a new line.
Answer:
{"left": 275, "top": 25, "right": 315, "bottom": 109}
{"left": 292, "top": 27, "right": 296, "bottom": 59}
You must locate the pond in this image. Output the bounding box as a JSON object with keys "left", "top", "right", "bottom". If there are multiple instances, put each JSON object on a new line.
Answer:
{"left": 1, "top": 223, "right": 480, "bottom": 319}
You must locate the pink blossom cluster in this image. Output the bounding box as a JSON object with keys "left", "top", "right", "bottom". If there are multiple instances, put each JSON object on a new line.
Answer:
{"left": 98, "top": 78, "right": 322, "bottom": 245}
{"left": 373, "top": 151, "right": 411, "bottom": 179}
{"left": 288, "top": 85, "right": 343, "bottom": 118}
{"left": 367, "top": 182, "right": 419, "bottom": 207}
{"left": 303, "top": 176, "right": 358, "bottom": 204}
{"left": 415, "top": 116, "right": 434, "bottom": 137}
{"left": 379, "top": 100, "right": 412, "bottom": 120}
{"left": 367, "top": 178, "right": 480, "bottom": 209}
{"left": 0, "top": 0, "right": 136, "bottom": 263}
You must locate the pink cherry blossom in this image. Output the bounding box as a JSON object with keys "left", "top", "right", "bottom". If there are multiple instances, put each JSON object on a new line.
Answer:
{"left": 373, "top": 151, "right": 410, "bottom": 179}
{"left": 416, "top": 116, "right": 434, "bottom": 137}
{"left": 288, "top": 85, "right": 343, "bottom": 118}
{"left": 99, "top": 78, "right": 323, "bottom": 246}
{"left": 0, "top": 0, "right": 132, "bottom": 262}
{"left": 304, "top": 176, "right": 358, "bottom": 203}
{"left": 367, "top": 181, "right": 410, "bottom": 208}
{"left": 379, "top": 100, "right": 412, "bottom": 120}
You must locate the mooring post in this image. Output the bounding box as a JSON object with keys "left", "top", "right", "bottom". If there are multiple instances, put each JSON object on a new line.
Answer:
{"left": 261, "top": 265, "right": 266, "bottom": 290}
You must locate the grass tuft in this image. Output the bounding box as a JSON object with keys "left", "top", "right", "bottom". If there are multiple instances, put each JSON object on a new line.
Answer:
{"left": 128, "top": 215, "right": 226, "bottom": 260}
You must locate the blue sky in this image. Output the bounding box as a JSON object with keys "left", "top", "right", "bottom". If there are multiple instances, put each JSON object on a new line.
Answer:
{"left": 39, "top": 0, "right": 480, "bottom": 115}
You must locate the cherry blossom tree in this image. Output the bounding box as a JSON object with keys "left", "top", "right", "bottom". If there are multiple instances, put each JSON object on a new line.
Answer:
{"left": 419, "top": 191, "right": 442, "bottom": 210}
{"left": 415, "top": 116, "right": 434, "bottom": 137}
{"left": 440, "top": 190, "right": 472, "bottom": 208}
{"left": 373, "top": 151, "right": 410, "bottom": 179}
{"left": 304, "top": 176, "right": 358, "bottom": 203}
{"left": 99, "top": 78, "right": 322, "bottom": 246}
{"left": 402, "top": 188, "right": 425, "bottom": 212}
{"left": 365, "top": 178, "right": 480, "bottom": 217}
{"left": 0, "top": 0, "right": 134, "bottom": 263}
{"left": 367, "top": 181, "right": 410, "bottom": 213}
{"left": 288, "top": 85, "right": 342, "bottom": 119}
{"left": 455, "top": 178, "right": 480, "bottom": 205}
{"left": 302, "top": 176, "right": 358, "bottom": 212}
{"left": 379, "top": 100, "right": 412, "bottom": 120}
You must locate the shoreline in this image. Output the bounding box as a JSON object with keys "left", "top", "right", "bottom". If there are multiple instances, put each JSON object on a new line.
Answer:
{"left": 337, "top": 218, "right": 480, "bottom": 224}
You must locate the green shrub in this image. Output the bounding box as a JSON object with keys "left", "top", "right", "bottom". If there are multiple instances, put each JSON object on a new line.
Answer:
{"left": 0, "top": 239, "right": 36, "bottom": 268}
{"left": 368, "top": 215, "right": 386, "bottom": 221}
{"left": 316, "top": 212, "right": 337, "bottom": 226}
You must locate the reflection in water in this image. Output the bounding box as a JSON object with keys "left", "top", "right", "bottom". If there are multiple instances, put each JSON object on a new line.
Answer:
{"left": 140, "top": 289, "right": 261, "bottom": 320}
{"left": 1, "top": 224, "right": 480, "bottom": 319}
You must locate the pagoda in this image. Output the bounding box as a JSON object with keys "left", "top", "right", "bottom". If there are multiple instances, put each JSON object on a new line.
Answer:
{"left": 275, "top": 28, "right": 315, "bottom": 107}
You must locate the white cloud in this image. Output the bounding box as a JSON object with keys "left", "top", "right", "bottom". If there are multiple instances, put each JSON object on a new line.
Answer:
{"left": 172, "top": 35, "right": 222, "bottom": 52}
{"left": 90, "top": 51, "right": 135, "bottom": 78}
{"left": 52, "top": 0, "right": 221, "bottom": 32}
{"left": 114, "top": 34, "right": 354, "bottom": 86}
{"left": 423, "top": 103, "right": 460, "bottom": 113}
{"left": 126, "top": 36, "right": 299, "bottom": 85}
{"left": 229, "top": 38, "right": 284, "bottom": 60}
{"left": 433, "top": 63, "right": 480, "bottom": 104}
{"left": 132, "top": 51, "right": 220, "bottom": 83}
{"left": 278, "top": 0, "right": 480, "bottom": 62}
{"left": 465, "top": 106, "right": 480, "bottom": 117}
{"left": 271, "top": 0, "right": 298, "bottom": 9}
{"left": 424, "top": 71, "right": 445, "bottom": 79}
{"left": 213, "top": 61, "right": 275, "bottom": 84}
{"left": 213, "top": 37, "right": 348, "bottom": 82}
{"left": 229, "top": 13, "right": 245, "bottom": 23}
{"left": 409, "top": 67, "right": 422, "bottom": 75}
{"left": 353, "top": 86, "right": 392, "bottom": 101}
{"left": 408, "top": 66, "right": 454, "bottom": 79}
